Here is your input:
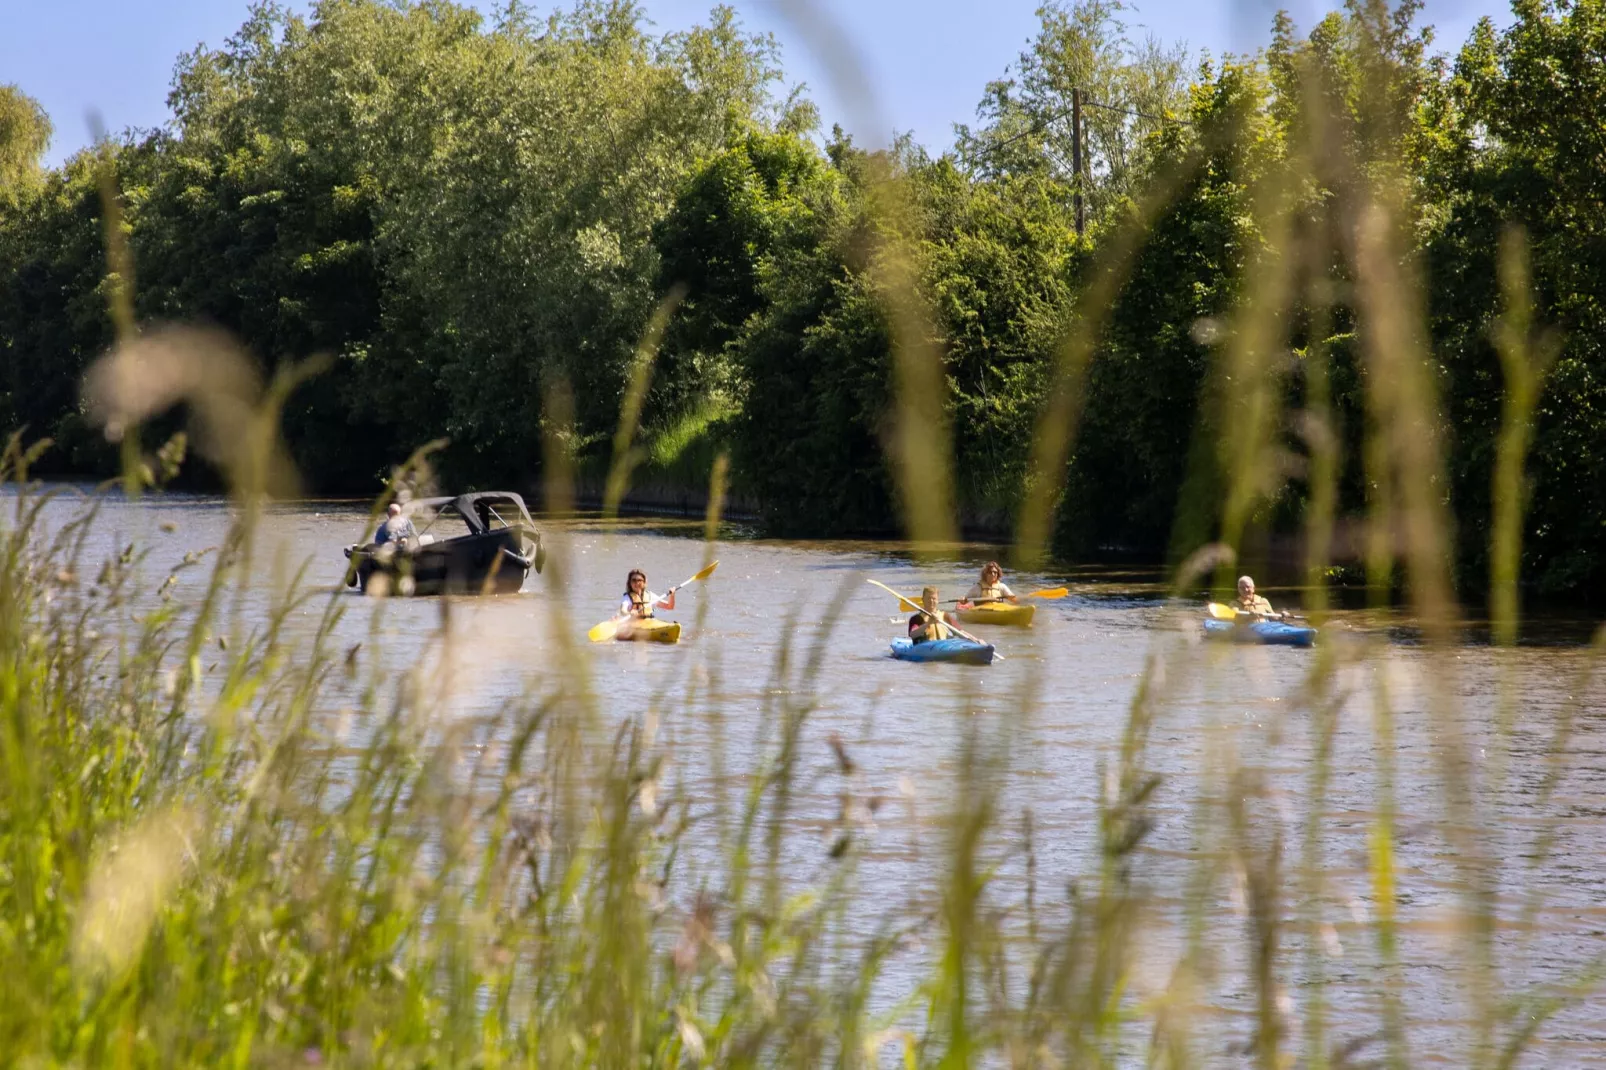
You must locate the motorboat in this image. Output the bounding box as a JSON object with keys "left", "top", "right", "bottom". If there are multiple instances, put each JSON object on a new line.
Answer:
{"left": 344, "top": 492, "right": 546, "bottom": 595}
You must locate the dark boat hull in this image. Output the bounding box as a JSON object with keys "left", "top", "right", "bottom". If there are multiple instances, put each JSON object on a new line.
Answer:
{"left": 347, "top": 531, "right": 537, "bottom": 595}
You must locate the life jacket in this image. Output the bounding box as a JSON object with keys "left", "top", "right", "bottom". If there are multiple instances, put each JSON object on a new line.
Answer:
{"left": 974, "top": 583, "right": 1004, "bottom": 603}
{"left": 911, "top": 612, "right": 951, "bottom": 643}
{"left": 628, "top": 592, "right": 654, "bottom": 618}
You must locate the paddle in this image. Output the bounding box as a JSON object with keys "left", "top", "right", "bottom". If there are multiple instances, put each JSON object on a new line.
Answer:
{"left": 943, "top": 585, "right": 1069, "bottom": 605}
{"left": 867, "top": 578, "right": 1004, "bottom": 659}
{"left": 1207, "top": 601, "right": 1307, "bottom": 623}
{"left": 588, "top": 560, "right": 720, "bottom": 643}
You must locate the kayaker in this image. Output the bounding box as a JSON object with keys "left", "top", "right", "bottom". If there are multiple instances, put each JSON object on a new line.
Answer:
{"left": 908, "top": 586, "right": 959, "bottom": 643}
{"left": 1234, "top": 575, "right": 1281, "bottom": 618}
{"left": 958, "top": 561, "right": 1017, "bottom": 608}
{"left": 619, "top": 568, "right": 677, "bottom": 620}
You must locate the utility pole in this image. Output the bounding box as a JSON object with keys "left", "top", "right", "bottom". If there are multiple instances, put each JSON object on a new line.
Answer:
{"left": 1071, "top": 87, "right": 1084, "bottom": 237}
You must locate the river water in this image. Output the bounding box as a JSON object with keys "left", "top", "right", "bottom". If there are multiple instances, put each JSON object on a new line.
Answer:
{"left": 28, "top": 487, "right": 1606, "bottom": 1065}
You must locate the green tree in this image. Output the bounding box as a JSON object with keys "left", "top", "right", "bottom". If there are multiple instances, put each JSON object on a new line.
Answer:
{"left": 653, "top": 128, "right": 838, "bottom": 425}
{"left": 0, "top": 0, "right": 789, "bottom": 492}
{"left": 0, "top": 85, "right": 52, "bottom": 197}
{"left": 956, "top": 0, "right": 1190, "bottom": 218}
{"left": 664, "top": 128, "right": 1083, "bottom": 534}
{"left": 0, "top": 149, "right": 131, "bottom": 467}
{"left": 1425, "top": 0, "right": 1606, "bottom": 593}
{"left": 915, "top": 162, "right": 1082, "bottom": 522}
{"left": 1057, "top": 59, "right": 1281, "bottom": 557}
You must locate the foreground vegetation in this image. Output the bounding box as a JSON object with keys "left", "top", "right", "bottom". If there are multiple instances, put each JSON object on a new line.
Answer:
{"left": 0, "top": 430, "right": 1602, "bottom": 1068}
{"left": 3, "top": 2, "right": 1606, "bottom": 1059}
{"left": 5, "top": 0, "right": 1606, "bottom": 594}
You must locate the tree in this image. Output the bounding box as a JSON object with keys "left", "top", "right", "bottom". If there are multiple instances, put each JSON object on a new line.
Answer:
{"left": 1425, "top": 0, "right": 1606, "bottom": 592}
{"left": 955, "top": 0, "right": 1190, "bottom": 219}
{"left": 0, "top": 0, "right": 791, "bottom": 492}
{"left": 0, "top": 150, "right": 127, "bottom": 467}
{"left": 0, "top": 85, "right": 52, "bottom": 197}
{"left": 653, "top": 127, "right": 838, "bottom": 423}
{"left": 1056, "top": 59, "right": 1280, "bottom": 557}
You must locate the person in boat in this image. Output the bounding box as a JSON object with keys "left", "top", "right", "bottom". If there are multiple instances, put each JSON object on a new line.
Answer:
{"left": 618, "top": 568, "right": 677, "bottom": 620}
{"left": 1234, "top": 575, "right": 1282, "bottom": 618}
{"left": 908, "top": 586, "right": 960, "bottom": 643}
{"left": 373, "top": 502, "right": 417, "bottom": 546}
{"left": 958, "top": 561, "right": 1017, "bottom": 609}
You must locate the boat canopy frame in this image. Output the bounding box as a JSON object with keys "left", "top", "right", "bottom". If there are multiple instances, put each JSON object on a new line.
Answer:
{"left": 398, "top": 492, "right": 538, "bottom": 538}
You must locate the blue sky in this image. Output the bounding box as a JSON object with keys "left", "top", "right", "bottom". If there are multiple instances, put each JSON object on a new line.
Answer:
{"left": 6, "top": 0, "right": 1515, "bottom": 167}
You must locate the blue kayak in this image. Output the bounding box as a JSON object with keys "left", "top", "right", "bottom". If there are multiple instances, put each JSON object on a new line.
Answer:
{"left": 890, "top": 637, "right": 996, "bottom": 665}
{"left": 1202, "top": 617, "right": 1316, "bottom": 647}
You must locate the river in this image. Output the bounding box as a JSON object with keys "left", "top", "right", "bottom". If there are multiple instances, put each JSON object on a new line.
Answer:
{"left": 26, "top": 486, "right": 1606, "bottom": 1065}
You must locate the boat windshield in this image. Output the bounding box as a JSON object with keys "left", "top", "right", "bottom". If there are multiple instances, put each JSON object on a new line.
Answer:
{"left": 409, "top": 503, "right": 471, "bottom": 540}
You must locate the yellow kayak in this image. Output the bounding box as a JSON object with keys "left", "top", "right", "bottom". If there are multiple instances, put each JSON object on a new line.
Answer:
{"left": 587, "top": 616, "right": 683, "bottom": 643}
{"left": 617, "top": 618, "right": 682, "bottom": 644}
{"left": 956, "top": 601, "right": 1035, "bottom": 627}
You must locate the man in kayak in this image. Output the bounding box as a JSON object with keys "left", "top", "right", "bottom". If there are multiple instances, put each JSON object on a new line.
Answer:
{"left": 958, "top": 561, "right": 1017, "bottom": 609}
{"left": 619, "top": 568, "right": 677, "bottom": 620}
{"left": 374, "top": 502, "right": 417, "bottom": 546}
{"left": 908, "top": 586, "right": 959, "bottom": 643}
{"left": 1234, "top": 575, "right": 1282, "bottom": 618}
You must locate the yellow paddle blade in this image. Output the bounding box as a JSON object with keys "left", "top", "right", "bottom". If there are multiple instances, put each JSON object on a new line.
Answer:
{"left": 880, "top": 584, "right": 931, "bottom": 616}
{"left": 587, "top": 618, "right": 621, "bottom": 643}
{"left": 1026, "top": 586, "right": 1069, "bottom": 600}
{"left": 675, "top": 559, "right": 719, "bottom": 589}
{"left": 1206, "top": 602, "right": 1241, "bottom": 620}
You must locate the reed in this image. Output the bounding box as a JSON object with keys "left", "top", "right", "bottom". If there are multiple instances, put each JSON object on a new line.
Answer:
{"left": 4, "top": 2, "right": 1606, "bottom": 1066}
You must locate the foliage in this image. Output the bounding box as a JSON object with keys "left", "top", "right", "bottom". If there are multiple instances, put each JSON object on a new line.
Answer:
{"left": 2, "top": 0, "right": 1606, "bottom": 1057}
{"left": 0, "top": 152, "right": 123, "bottom": 468}
{"left": 6, "top": 0, "right": 1606, "bottom": 594}
{"left": 653, "top": 129, "right": 1083, "bottom": 534}
{"left": 0, "top": 84, "right": 52, "bottom": 196}
{"left": 652, "top": 127, "right": 836, "bottom": 431}
{"left": 1059, "top": 59, "right": 1279, "bottom": 556}
{"left": 1425, "top": 0, "right": 1606, "bottom": 593}
{"left": 0, "top": 0, "right": 783, "bottom": 490}
{"left": 0, "top": 460, "right": 897, "bottom": 1065}
{"left": 955, "top": 0, "right": 1191, "bottom": 216}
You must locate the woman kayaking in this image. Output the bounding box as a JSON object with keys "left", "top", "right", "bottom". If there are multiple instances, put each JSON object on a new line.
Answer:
{"left": 957, "top": 561, "right": 1017, "bottom": 609}
{"left": 908, "top": 586, "right": 960, "bottom": 643}
{"left": 588, "top": 562, "right": 717, "bottom": 645}
{"left": 618, "top": 568, "right": 677, "bottom": 621}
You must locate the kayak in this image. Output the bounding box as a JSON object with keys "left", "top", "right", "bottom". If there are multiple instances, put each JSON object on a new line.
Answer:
{"left": 956, "top": 601, "right": 1035, "bottom": 627}
{"left": 889, "top": 637, "right": 995, "bottom": 665}
{"left": 616, "top": 618, "right": 682, "bottom": 644}
{"left": 1202, "top": 617, "right": 1316, "bottom": 647}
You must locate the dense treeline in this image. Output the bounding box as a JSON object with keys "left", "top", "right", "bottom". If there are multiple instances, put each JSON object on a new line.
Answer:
{"left": 3, "top": 0, "right": 1606, "bottom": 593}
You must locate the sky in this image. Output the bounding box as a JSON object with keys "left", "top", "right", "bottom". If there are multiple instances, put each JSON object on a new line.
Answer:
{"left": 4, "top": 0, "right": 1517, "bottom": 168}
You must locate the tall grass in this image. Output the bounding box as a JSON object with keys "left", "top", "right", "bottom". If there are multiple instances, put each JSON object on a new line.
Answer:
{"left": 5, "top": 4, "right": 1606, "bottom": 1067}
